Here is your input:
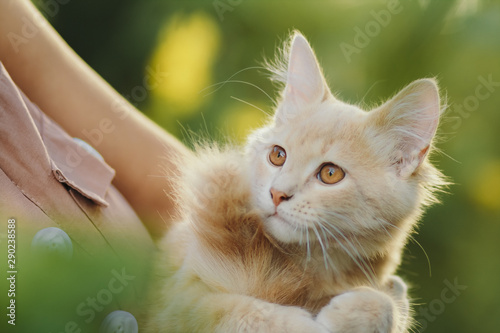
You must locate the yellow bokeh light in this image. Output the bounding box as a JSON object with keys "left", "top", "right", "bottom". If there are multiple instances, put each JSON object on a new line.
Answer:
{"left": 149, "top": 12, "right": 220, "bottom": 116}
{"left": 471, "top": 160, "right": 500, "bottom": 212}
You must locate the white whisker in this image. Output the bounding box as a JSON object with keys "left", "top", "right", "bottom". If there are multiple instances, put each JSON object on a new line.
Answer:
{"left": 377, "top": 218, "right": 432, "bottom": 277}
{"left": 202, "top": 80, "right": 274, "bottom": 102}
{"left": 311, "top": 223, "right": 329, "bottom": 270}
{"left": 230, "top": 96, "right": 271, "bottom": 116}
{"left": 305, "top": 227, "right": 311, "bottom": 262}
{"left": 317, "top": 216, "right": 377, "bottom": 287}
{"left": 352, "top": 236, "right": 377, "bottom": 279}
{"left": 199, "top": 66, "right": 268, "bottom": 95}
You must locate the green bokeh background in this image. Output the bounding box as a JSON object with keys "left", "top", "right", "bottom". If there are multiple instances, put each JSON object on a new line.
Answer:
{"left": 35, "top": 0, "right": 500, "bottom": 332}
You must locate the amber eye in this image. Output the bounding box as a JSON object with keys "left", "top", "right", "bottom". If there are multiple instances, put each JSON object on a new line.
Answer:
{"left": 317, "top": 163, "right": 345, "bottom": 184}
{"left": 269, "top": 145, "right": 286, "bottom": 166}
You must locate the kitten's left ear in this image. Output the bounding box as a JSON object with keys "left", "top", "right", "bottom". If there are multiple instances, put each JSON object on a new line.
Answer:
{"left": 372, "top": 79, "right": 441, "bottom": 177}
{"left": 277, "top": 33, "right": 331, "bottom": 123}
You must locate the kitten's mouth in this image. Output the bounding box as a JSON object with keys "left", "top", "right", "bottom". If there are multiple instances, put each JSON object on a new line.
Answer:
{"left": 266, "top": 211, "right": 279, "bottom": 219}
{"left": 262, "top": 209, "right": 293, "bottom": 227}
{"left": 268, "top": 213, "right": 292, "bottom": 226}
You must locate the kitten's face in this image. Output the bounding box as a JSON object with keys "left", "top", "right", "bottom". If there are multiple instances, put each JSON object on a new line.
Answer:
{"left": 245, "top": 34, "right": 441, "bottom": 249}
{"left": 247, "top": 102, "right": 401, "bottom": 245}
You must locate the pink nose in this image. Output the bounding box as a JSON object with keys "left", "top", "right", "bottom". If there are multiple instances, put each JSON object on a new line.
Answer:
{"left": 270, "top": 188, "right": 290, "bottom": 207}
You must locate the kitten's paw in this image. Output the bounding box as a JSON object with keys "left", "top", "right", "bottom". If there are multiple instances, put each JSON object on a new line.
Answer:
{"left": 383, "top": 275, "right": 408, "bottom": 301}
{"left": 237, "top": 302, "right": 329, "bottom": 333}
{"left": 383, "top": 276, "right": 410, "bottom": 332}
{"left": 316, "top": 287, "right": 396, "bottom": 333}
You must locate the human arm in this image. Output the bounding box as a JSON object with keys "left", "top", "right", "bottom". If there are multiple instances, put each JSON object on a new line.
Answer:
{"left": 0, "top": 0, "right": 191, "bottom": 238}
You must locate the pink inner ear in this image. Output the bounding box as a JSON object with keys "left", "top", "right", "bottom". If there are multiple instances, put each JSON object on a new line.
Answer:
{"left": 414, "top": 145, "right": 430, "bottom": 172}
{"left": 418, "top": 145, "right": 430, "bottom": 164}
{"left": 397, "top": 145, "right": 430, "bottom": 178}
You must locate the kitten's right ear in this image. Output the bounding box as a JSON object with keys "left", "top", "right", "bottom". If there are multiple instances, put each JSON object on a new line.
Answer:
{"left": 276, "top": 33, "right": 331, "bottom": 124}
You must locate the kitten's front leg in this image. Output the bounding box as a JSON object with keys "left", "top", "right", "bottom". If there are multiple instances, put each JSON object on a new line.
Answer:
{"left": 383, "top": 275, "right": 410, "bottom": 332}
{"left": 146, "top": 278, "right": 330, "bottom": 333}
{"left": 316, "top": 276, "right": 410, "bottom": 333}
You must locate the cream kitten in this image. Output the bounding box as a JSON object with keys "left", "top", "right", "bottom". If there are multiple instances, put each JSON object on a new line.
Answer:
{"left": 144, "top": 32, "right": 446, "bottom": 333}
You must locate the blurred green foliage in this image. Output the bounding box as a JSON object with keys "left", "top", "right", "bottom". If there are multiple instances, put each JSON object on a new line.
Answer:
{"left": 34, "top": 0, "right": 500, "bottom": 332}
{"left": 0, "top": 228, "right": 152, "bottom": 333}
